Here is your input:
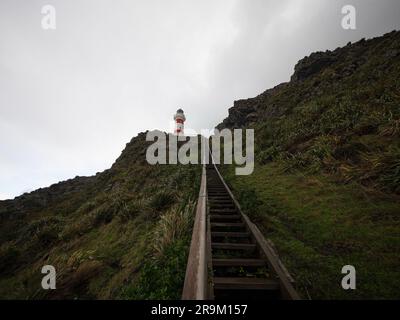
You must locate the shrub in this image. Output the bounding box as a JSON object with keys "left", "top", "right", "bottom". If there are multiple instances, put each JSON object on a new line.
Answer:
{"left": 153, "top": 202, "right": 194, "bottom": 256}
{"left": 257, "top": 146, "right": 281, "bottom": 164}
{"left": 371, "top": 147, "right": 400, "bottom": 193}
{"left": 93, "top": 205, "right": 114, "bottom": 225}
{"left": 340, "top": 146, "right": 400, "bottom": 193}
{"left": 77, "top": 200, "right": 97, "bottom": 214}
{"left": 36, "top": 226, "right": 59, "bottom": 246}
{"left": 118, "top": 201, "right": 195, "bottom": 300}
{"left": 149, "top": 191, "right": 176, "bottom": 211}
{"left": 0, "top": 243, "right": 20, "bottom": 274}
{"left": 309, "top": 135, "right": 339, "bottom": 160}
{"left": 283, "top": 152, "right": 315, "bottom": 172}
{"left": 120, "top": 239, "right": 189, "bottom": 300}
{"left": 92, "top": 194, "right": 134, "bottom": 225}
{"left": 333, "top": 141, "right": 370, "bottom": 162}
{"left": 116, "top": 200, "right": 147, "bottom": 222}
{"left": 17, "top": 216, "right": 63, "bottom": 246}
{"left": 379, "top": 118, "right": 400, "bottom": 137}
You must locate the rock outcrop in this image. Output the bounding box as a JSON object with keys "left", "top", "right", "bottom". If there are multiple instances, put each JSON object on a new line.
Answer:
{"left": 216, "top": 30, "right": 400, "bottom": 131}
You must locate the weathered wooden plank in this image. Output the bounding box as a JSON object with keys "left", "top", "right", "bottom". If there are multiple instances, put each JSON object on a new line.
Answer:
{"left": 211, "top": 232, "right": 250, "bottom": 238}
{"left": 213, "top": 258, "right": 265, "bottom": 267}
{"left": 213, "top": 277, "right": 280, "bottom": 291}
{"left": 212, "top": 243, "right": 256, "bottom": 250}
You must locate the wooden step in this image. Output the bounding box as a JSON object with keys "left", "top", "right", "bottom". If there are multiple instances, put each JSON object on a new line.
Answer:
{"left": 211, "top": 232, "right": 250, "bottom": 238}
{"left": 213, "top": 258, "right": 266, "bottom": 267}
{"left": 210, "top": 203, "right": 234, "bottom": 207}
{"left": 207, "top": 189, "right": 229, "bottom": 196}
{"left": 208, "top": 192, "right": 228, "bottom": 196}
{"left": 210, "top": 215, "right": 241, "bottom": 221}
{"left": 213, "top": 277, "right": 280, "bottom": 291}
{"left": 209, "top": 200, "right": 233, "bottom": 204}
{"left": 211, "top": 222, "right": 244, "bottom": 228}
{"left": 210, "top": 208, "right": 237, "bottom": 213}
{"left": 208, "top": 195, "right": 232, "bottom": 201}
{"left": 208, "top": 196, "right": 231, "bottom": 200}
{"left": 212, "top": 243, "right": 256, "bottom": 250}
{"left": 210, "top": 204, "right": 235, "bottom": 208}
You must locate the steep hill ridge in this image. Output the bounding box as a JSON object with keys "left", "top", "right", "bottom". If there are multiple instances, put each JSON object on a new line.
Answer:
{"left": 218, "top": 30, "right": 400, "bottom": 299}
{"left": 0, "top": 132, "right": 201, "bottom": 299}
{"left": 218, "top": 31, "right": 399, "bottom": 140}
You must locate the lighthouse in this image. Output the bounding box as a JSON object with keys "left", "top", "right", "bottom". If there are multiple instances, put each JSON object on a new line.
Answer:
{"left": 174, "top": 109, "right": 186, "bottom": 135}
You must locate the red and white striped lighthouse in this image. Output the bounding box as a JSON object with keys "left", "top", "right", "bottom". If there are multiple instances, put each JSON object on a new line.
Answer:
{"left": 174, "top": 108, "right": 186, "bottom": 135}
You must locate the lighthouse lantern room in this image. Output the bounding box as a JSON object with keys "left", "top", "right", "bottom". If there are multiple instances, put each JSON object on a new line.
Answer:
{"left": 174, "top": 108, "right": 186, "bottom": 135}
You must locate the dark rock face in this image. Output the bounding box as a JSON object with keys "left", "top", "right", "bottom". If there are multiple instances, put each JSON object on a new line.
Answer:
{"left": 216, "top": 82, "right": 291, "bottom": 131}
{"left": 216, "top": 99, "right": 256, "bottom": 130}
{"left": 291, "top": 52, "right": 337, "bottom": 81}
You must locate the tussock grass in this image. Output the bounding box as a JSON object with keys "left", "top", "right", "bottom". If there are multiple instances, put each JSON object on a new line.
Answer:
{"left": 149, "top": 190, "right": 177, "bottom": 212}
{"left": 153, "top": 201, "right": 195, "bottom": 256}
{"left": 340, "top": 147, "right": 400, "bottom": 193}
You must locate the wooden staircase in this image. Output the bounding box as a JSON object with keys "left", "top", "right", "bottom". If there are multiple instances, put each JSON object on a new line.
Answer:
{"left": 206, "top": 164, "right": 300, "bottom": 300}
{"left": 182, "top": 158, "right": 300, "bottom": 300}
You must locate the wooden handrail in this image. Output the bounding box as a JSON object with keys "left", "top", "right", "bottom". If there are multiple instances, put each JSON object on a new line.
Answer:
{"left": 182, "top": 151, "right": 300, "bottom": 300}
{"left": 181, "top": 164, "right": 208, "bottom": 300}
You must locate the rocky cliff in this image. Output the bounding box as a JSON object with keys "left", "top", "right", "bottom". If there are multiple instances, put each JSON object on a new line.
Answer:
{"left": 218, "top": 30, "right": 400, "bottom": 139}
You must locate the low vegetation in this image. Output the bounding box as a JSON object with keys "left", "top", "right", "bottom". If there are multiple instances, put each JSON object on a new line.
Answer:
{"left": 219, "top": 31, "right": 400, "bottom": 299}
{"left": 1, "top": 31, "right": 399, "bottom": 300}
{"left": 0, "top": 133, "right": 201, "bottom": 299}
{"left": 222, "top": 164, "right": 400, "bottom": 299}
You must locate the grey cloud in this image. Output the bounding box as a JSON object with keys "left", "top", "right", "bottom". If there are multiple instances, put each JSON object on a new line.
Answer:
{"left": 1, "top": 0, "right": 400, "bottom": 199}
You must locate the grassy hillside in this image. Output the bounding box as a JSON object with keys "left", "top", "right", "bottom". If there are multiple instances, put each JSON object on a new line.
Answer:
{"left": 218, "top": 31, "right": 400, "bottom": 299}
{"left": 223, "top": 164, "right": 399, "bottom": 299}
{"left": 1, "top": 30, "right": 399, "bottom": 301}
{"left": 0, "top": 132, "right": 201, "bottom": 299}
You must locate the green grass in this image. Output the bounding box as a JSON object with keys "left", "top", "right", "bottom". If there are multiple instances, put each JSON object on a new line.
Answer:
{"left": 222, "top": 162, "right": 400, "bottom": 299}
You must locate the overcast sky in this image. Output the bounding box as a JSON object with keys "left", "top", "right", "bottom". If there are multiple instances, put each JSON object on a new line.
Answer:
{"left": 1, "top": 0, "right": 400, "bottom": 200}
